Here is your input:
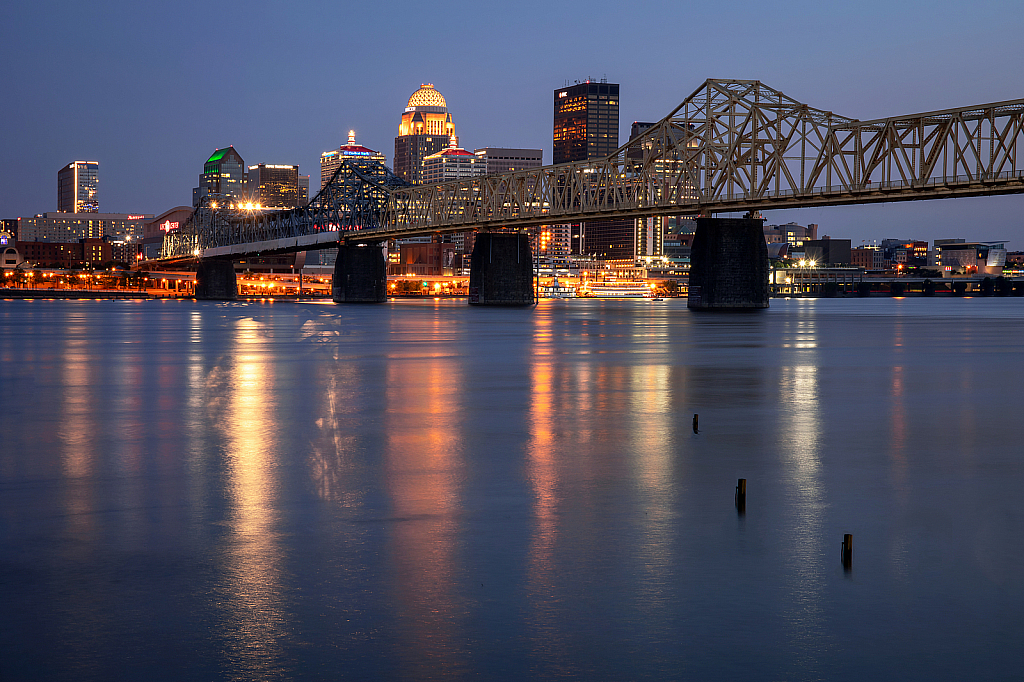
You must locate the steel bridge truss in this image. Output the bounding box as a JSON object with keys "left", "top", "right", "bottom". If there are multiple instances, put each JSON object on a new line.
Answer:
{"left": 161, "top": 79, "right": 1024, "bottom": 259}
{"left": 373, "top": 79, "right": 1024, "bottom": 238}
{"left": 160, "top": 159, "right": 409, "bottom": 259}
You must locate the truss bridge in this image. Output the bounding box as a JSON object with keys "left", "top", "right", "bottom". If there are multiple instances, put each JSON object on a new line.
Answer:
{"left": 161, "top": 78, "right": 1024, "bottom": 264}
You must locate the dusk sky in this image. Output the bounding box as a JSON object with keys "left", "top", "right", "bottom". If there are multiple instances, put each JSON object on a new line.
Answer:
{"left": 2, "top": 0, "right": 1023, "bottom": 246}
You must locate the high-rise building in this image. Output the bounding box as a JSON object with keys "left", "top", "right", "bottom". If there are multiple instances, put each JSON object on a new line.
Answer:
{"left": 394, "top": 84, "right": 456, "bottom": 184}
{"left": 17, "top": 212, "right": 150, "bottom": 243}
{"left": 473, "top": 148, "right": 543, "bottom": 175}
{"left": 553, "top": 80, "right": 619, "bottom": 164}
{"left": 298, "top": 175, "right": 310, "bottom": 206}
{"left": 193, "top": 146, "right": 246, "bottom": 206}
{"left": 57, "top": 161, "right": 99, "bottom": 213}
{"left": 247, "top": 164, "right": 300, "bottom": 209}
{"left": 422, "top": 137, "right": 487, "bottom": 184}
{"left": 553, "top": 80, "right": 625, "bottom": 259}
{"left": 320, "top": 131, "right": 387, "bottom": 190}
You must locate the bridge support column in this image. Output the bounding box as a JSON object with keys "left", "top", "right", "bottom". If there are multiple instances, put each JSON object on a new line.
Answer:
{"left": 687, "top": 217, "right": 769, "bottom": 310}
{"left": 195, "top": 258, "right": 237, "bottom": 300}
{"left": 333, "top": 243, "right": 386, "bottom": 303}
{"left": 468, "top": 232, "right": 534, "bottom": 306}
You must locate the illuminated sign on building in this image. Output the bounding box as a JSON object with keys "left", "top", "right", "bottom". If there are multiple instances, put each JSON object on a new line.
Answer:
{"left": 126, "top": 215, "right": 146, "bottom": 220}
{"left": 160, "top": 220, "right": 179, "bottom": 232}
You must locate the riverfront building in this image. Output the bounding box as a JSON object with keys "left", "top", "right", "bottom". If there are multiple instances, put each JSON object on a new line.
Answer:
{"left": 57, "top": 161, "right": 99, "bottom": 213}
{"left": 17, "top": 212, "right": 150, "bottom": 244}
{"left": 935, "top": 241, "right": 1007, "bottom": 276}
{"left": 394, "top": 84, "right": 456, "bottom": 185}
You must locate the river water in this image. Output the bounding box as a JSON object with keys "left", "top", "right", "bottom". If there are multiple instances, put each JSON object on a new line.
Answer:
{"left": 1, "top": 297, "right": 1023, "bottom": 681}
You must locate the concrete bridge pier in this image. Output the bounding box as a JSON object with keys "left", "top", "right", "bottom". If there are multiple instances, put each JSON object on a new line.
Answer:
{"left": 687, "top": 217, "right": 769, "bottom": 310}
{"left": 333, "top": 243, "right": 386, "bottom": 303}
{"left": 195, "top": 258, "right": 238, "bottom": 300}
{"left": 468, "top": 232, "right": 534, "bottom": 306}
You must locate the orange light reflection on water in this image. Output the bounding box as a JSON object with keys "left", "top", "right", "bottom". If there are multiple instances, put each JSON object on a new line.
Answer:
{"left": 383, "top": 314, "right": 467, "bottom": 676}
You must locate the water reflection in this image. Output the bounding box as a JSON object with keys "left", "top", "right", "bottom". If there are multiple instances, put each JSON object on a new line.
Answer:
{"left": 211, "top": 316, "right": 289, "bottom": 679}
{"left": 384, "top": 312, "right": 467, "bottom": 677}
{"left": 777, "top": 306, "right": 828, "bottom": 669}
{"left": 59, "top": 314, "right": 96, "bottom": 536}
{"left": 525, "top": 311, "right": 562, "bottom": 665}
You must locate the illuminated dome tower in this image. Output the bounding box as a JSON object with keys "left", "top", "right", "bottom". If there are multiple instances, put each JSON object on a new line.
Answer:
{"left": 394, "top": 84, "right": 457, "bottom": 184}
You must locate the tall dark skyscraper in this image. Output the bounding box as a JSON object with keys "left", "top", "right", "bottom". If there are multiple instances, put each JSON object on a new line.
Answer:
{"left": 553, "top": 80, "right": 619, "bottom": 164}
{"left": 552, "top": 80, "right": 626, "bottom": 260}
{"left": 57, "top": 161, "right": 99, "bottom": 213}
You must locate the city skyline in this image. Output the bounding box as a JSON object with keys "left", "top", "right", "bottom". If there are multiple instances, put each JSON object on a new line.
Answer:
{"left": 2, "top": 0, "right": 1023, "bottom": 246}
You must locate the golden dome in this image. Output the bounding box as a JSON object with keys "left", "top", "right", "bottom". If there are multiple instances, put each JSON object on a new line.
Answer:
{"left": 407, "top": 83, "right": 446, "bottom": 109}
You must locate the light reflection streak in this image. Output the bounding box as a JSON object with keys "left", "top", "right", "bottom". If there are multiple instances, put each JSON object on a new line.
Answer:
{"left": 384, "top": 312, "right": 467, "bottom": 676}
{"left": 309, "top": 363, "right": 364, "bottom": 506}
{"left": 626, "top": 360, "right": 674, "bottom": 634}
{"left": 778, "top": 312, "right": 827, "bottom": 664}
{"left": 525, "top": 309, "right": 573, "bottom": 671}
{"left": 213, "top": 317, "right": 289, "bottom": 679}
{"left": 58, "top": 316, "right": 96, "bottom": 537}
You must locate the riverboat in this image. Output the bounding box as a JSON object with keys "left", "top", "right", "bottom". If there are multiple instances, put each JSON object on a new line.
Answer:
{"left": 583, "top": 279, "right": 654, "bottom": 298}
{"left": 538, "top": 278, "right": 577, "bottom": 298}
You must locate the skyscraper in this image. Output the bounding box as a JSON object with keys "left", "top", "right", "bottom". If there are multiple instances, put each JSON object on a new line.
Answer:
{"left": 422, "top": 137, "right": 486, "bottom": 184}
{"left": 552, "top": 79, "right": 623, "bottom": 259}
{"left": 57, "top": 161, "right": 99, "bottom": 213}
{"left": 320, "top": 131, "right": 387, "bottom": 190}
{"left": 247, "top": 164, "right": 300, "bottom": 209}
{"left": 394, "top": 84, "right": 456, "bottom": 184}
{"left": 193, "top": 146, "right": 246, "bottom": 206}
{"left": 553, "top": 80, "right": 619, "bottom": 164}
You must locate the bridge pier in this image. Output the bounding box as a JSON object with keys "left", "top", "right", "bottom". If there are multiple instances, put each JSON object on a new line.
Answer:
{"left": 333, "top": 243, "right": 386, "bottom": 303}
{"left": 468, "top": 232, "right": 534, "bottom": 306}
{"left": 687, "top": 217, "right": 769, "bottom": 310}
{"left": 194, "top": 258, "right": 237, "bottom": 300}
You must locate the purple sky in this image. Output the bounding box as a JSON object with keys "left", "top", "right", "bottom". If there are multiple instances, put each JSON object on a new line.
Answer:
{"left": 2, "top": 0, "right": 1022, "bottom": 246}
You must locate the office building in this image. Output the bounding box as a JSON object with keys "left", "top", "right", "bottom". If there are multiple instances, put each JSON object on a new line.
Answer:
{"left": 473, "top": 148, "right": 543, "bottom": 175}
{"left": 298, "top": 176, "right": 310, "bottom": 206}
{"left": 422, "top": 138, "right": 487, "bottom": 184}
{"left": 57, "top": 161, "right": 99, "bottom": 213}
{"left": 552, "top": 79, "right": 627, "bottom": 261}
{"left": 553, "top": 80, "right": 619, "bottom": 164}
{"left": 247, "top": 164, "right": 300, "bottom": 209}
{"left": 193, "top": 146, "right": 246, "bottom": 206}
{"left": 804, "top": 238, "right": 852, "bottom": 265}
{"left": 764, "top": 222, "right": 818, "bottom": 249}
{"left": 17, "top": 212, "right": 150, "bottom": 243}
{"left": 320, "top": 131, "right": 387, "bottom": 190}
{"left": 394, "top": 84, "right": 456, "bottom": 184}
{"left": 935, "top": 241, "right": 1006, "bottom": 275}
{"left": 851, "top": 247, "right": 885, "bottom": 270}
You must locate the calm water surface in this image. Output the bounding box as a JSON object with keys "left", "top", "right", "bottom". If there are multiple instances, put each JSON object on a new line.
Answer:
{"left": 1, "top": 297, "right": 1023, "bottom": 681}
